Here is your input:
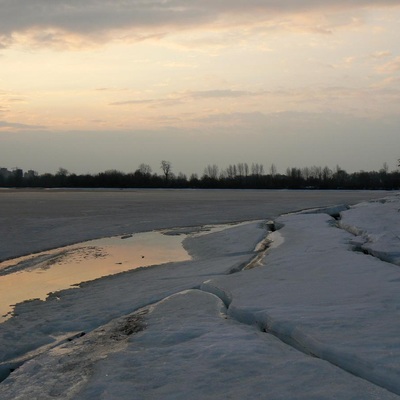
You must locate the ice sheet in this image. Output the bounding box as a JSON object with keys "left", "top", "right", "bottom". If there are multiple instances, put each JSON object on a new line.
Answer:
{"left": 2, "top": 290, "right": 396, "bottom": 399}
{"left": 1, "top": 191, "right": 400, "bottom": 398}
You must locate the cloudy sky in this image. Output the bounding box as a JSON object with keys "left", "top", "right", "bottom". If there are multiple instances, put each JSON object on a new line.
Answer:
{"left": 0, "top": 0, "right": 399, "bottom": 176}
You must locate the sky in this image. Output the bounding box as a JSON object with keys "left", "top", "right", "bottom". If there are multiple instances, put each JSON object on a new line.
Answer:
{"left": 0, "top": 0, "right": 399, "bottom": 176}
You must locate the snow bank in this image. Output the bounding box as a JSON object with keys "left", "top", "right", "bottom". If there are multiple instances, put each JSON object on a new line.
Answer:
{"left": 202, "top": 196, "right": 400, "bottom": 395}
{"left": 339, "top": 194, "right": 400, "bottom": 265}
{"left": 2, "top": 290, "right": 397, "bottom": 399}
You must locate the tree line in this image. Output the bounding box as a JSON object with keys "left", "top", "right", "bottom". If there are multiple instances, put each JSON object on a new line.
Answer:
{"left": 1, "top": 161, "right": 399, "bottom": 190}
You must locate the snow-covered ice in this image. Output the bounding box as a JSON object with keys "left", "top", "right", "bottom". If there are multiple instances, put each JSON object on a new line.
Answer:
{"left": 339, "top": 197, "right": 400, "bottom": 265}
{"left": 201, "top": 193, "right": 400, "bottom": 396}
{"left": 3, "top": 290, "right": 398, "bottom": 400}
{"left": 0, "top": 221, "right": 267, "bottom": 384}
{"left": 0, "top": 190, "right": 399, "bottom": 399}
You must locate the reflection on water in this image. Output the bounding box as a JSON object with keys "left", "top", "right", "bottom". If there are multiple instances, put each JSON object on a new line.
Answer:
{"left": 0, "top": 231, "right": 190, "bottom": 322}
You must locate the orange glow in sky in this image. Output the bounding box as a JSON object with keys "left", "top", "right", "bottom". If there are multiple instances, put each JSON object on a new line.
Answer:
{"left": 0, "top": 2, "right": 399, "bottom": 175}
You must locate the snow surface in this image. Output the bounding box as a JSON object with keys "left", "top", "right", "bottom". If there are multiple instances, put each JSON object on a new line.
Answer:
{"left": 339, "top": 197, "right": 400, "bottom": 265}
{"left": 1, "top": 191, "right": 400, "bottom": 398}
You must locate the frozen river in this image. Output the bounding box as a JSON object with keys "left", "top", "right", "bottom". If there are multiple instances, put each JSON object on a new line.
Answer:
{"left": 0, "top": 188, "right": 389, "bottom": 261}
{"left": 1, "top": 189, "right": 399, "bottom": 399}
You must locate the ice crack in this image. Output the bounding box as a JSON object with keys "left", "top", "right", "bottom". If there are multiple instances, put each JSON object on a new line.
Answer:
{"left": 200, "top": 282, "right": 400, "bottom": 397}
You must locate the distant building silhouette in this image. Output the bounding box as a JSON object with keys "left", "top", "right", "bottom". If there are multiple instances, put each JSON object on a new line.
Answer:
{"left": 0, "top": 168, "right": 12, "bottom": 179}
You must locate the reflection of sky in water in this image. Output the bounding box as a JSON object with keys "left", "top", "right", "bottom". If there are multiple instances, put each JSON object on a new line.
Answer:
{"left": 0, "top": 231, "right": 190, "bottom": 322}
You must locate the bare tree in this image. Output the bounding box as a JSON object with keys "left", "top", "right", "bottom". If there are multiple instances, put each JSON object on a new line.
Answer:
{"left": 138, "top": 163, "right": 152, "bottom": 176}
{"left": 322, "top": 166, "right": 332, "bottom": 181}
{"left": 301, "top": 167, "right": 310, "bottom": 180}
{"left": 251, "top": 163, "right": 264, "bottom": 176}
{"left": 237, "top": 163, "right": 245, "bottom": 177}
{"left": 177, "top": 172, "right": 187, "bottom": 181}
{"left": 226, "top": 164, "right": 237, "bottom": 179}
{"left": 236, "top": 163, "right": 250, "bottom": 177}
{"left": 381, "top": 162, "right": 389, "bottom": 173}
{"left": 56, "top": 167, "right": 69, "bottom": 176}
{"left": 270, "top": 163, "right": 277, "bottom": 177}
{"left": 204, "top": 164, "right": 219, "bottom": 179}
{"left": 244, "top": 163, "right": 249, "bottom": 177}
{"left": 160, "top": 160, "right": 172, "bottom": 181}
{"left": 310, "top": 165, "right": 322, "bottom": 180}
